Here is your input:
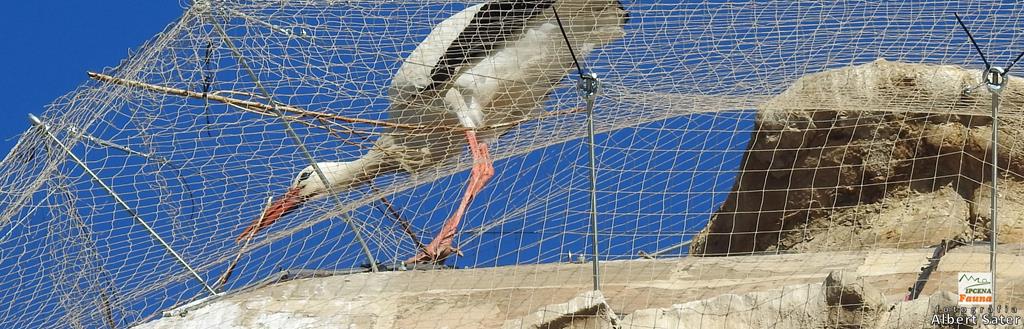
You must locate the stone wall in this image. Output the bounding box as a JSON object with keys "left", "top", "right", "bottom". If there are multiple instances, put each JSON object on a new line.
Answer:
{"left": 138, "top": 246, "right": 1024, "bottom": 328}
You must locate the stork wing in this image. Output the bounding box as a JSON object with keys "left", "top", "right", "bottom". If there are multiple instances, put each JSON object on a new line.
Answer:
{"left": 422, "top": 0, "right": 557, "bottom": 92}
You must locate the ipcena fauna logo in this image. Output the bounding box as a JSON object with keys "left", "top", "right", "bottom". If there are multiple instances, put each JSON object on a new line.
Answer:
{"left": 958, "top": 272, "right": 993, "bottom": 305}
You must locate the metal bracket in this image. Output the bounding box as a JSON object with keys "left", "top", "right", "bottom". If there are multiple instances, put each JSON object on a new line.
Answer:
{"left": 985, "top": 66, "right": 1008, "bottom": 93}
{"left": 638, "top": 239, "right": 693, "bottom": 259}
{"left": 578, "top": 72, "right": 601, "bottom": 103}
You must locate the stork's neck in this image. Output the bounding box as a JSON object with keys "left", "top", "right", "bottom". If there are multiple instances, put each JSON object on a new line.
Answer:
{"left": 317, "top": 148, "right": 391, "bottom": 192}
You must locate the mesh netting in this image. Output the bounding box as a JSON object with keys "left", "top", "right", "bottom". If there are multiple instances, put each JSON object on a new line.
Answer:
{"left": 1, "top": 1, "right": 1023, "bottom": 328}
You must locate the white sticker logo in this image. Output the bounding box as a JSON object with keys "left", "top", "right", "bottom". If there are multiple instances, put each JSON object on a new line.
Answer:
{"left": 958, "top": 272, "right": 993, "bottom": 305}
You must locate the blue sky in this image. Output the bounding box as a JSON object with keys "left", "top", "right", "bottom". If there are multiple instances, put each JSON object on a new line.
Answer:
{"left": 0, "top": 1, "right": 184, "bottom": 153}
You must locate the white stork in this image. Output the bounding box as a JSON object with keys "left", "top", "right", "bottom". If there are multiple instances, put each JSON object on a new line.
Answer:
{"left": 238, "top": 0, "right": 628, "bottom": 265}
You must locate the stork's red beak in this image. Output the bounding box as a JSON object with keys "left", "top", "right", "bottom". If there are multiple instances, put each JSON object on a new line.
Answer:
{"left": 236, "top": 187, "right": 305, "bottom": 242}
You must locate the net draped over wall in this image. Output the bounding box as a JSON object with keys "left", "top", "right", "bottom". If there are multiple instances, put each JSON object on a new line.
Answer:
{"left": 0, "top": 1, "right": 1022, "bottom": 328}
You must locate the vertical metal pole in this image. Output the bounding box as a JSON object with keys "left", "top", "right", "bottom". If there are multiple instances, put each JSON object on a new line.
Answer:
{"left": 206, "top": 11, "right": 379, "bottom": 272}
{"left": 581, "top": 73, "right": 602, "bottom": 291}
{"left": 984, "top": 67, "right": 1006, "bottom": 308}
{"left": 989, "top": 88, "right": 999, "bottom": 307}
{"left": 551, "top": 5, "right": 604, "bottom": 292}
{"left": 29, "top": 114, "right": 220, "bottom": 295}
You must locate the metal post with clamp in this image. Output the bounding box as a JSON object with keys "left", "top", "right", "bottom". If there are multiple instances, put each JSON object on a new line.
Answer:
{"left": 954, "top": 12, "right": 1024, "bottom": 308}
{"left": 580, "top": 72, "right": 603, "bottom": 292}
{"left": 550, "top": 6, "right": 620, "bottom": 327}
{"left": 983, "top": 66, "right": 1006, "bottom": 308}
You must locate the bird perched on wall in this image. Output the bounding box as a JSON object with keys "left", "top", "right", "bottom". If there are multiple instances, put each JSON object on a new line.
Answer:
{"left": 237, "top": 0, "right": 628, "bottom": 265}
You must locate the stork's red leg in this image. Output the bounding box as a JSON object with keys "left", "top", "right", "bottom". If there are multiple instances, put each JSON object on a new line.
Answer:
{"left": 406, "top": 130, "right": 494, "bottom": 264}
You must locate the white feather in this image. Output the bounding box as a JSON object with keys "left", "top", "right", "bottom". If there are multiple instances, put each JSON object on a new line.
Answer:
{"left": 391, "top": 0, "right": 627, "bottom": 140}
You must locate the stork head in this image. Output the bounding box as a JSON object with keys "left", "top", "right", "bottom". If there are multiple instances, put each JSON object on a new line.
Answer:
{"left": 236, "top": 161, "right": 366, "bottom": 242}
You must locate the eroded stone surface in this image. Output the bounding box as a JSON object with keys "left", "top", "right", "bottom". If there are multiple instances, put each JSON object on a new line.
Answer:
{"left": 692, "top": 59, "right": 1024, "bottom": 256}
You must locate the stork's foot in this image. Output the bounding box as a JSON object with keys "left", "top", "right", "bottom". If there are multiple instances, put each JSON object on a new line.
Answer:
{"left": 405, "top": 242, "right": 463, "bottom": 265}
{"left": 404, "top": 130, "right": 492, "bottom": 266}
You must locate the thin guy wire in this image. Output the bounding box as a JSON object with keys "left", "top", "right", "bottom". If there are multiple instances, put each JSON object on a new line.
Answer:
{"left": 955, "top": 12, "right": 991, "bottom": 69}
